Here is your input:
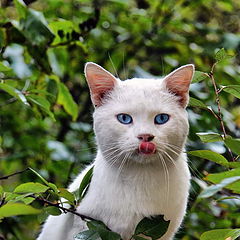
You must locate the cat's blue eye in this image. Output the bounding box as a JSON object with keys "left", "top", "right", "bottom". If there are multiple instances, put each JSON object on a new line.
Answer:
{"left": 117, "top": 113, "right": 133, "bottom": 124}
{"left": 154, "top": 114, "right": 169, "bottom": 125}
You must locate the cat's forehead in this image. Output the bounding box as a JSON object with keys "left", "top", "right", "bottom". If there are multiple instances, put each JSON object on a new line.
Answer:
{"left": 121, "top": 77, "right": 163, "bottom": 88}
{"left": 106, "top": 77, "right": 180, "bottom": 113}
{"left": 116, "top": 77, "right": 167, "bottom": 97}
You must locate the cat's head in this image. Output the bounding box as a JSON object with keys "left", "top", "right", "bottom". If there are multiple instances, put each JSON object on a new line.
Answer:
{"left": 85, "top": 62, "right": 194, "bottom": 165}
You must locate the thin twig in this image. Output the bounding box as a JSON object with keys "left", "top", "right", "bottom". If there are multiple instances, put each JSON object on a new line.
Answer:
{"left": 208, "top": 64, "right": 235, "bottom": 161}
{"left": 208, "top": 72, "right": 227, "bottom": 137}
{"left": 0, "top": 168, "right": 30, "bottom": 180}
{"left": 31, "top": 195, "right": 95, "bottom": 221}
{"left": 0, "top": 97, "right": 17, "bottom": 107}
{"left": 0, "top": 77, "right": 22, "bottom": 81}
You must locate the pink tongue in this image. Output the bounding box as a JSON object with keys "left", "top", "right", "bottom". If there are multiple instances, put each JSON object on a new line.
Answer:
{"left": 139, "top": 142, "right": 156, "bottom": 154}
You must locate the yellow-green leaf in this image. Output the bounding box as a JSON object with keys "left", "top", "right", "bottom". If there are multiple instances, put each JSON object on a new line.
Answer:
{"left": 192, "top": 71, "right": 208, "bottom": 83}
{"left": 196, "top": 132, "right": 223, "bottom": 143}
{"left": 57, "top": 82, "right": 78, "bottom": 121}
{"left": 198, "top": 176, "right": 240, "bottom": 198}
{"left": 0, "top": 83, "right": 29, "bottom": 105}
{"left": 206, "top": 168, "right": 240, "bottom": 194}
{"left": 0, "top": 203, "right": 41, "bottom": 218}
{"left": 200, "top": 229, "right": 240, "bottom": 240}
{"left": 188, "top": 150, "right": 229, "bottom": 167}
{"left": 0, "top": 62, "right": 11, "bottom": 72}
{"left": 223, "top": 85, "right": 240, "bottom": 99}
{"left": 225, "top": 138, "right": 240, "bottom": 155}
{"left": 188, "top": 97, "right": 209, "bottom": 110}
{"left": 14, "top": 182, "right": 49, "bottom": 194}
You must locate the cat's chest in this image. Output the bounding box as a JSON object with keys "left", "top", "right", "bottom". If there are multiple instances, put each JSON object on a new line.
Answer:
{"left": 79, "top": 163, "right": 176, "bottom": 216}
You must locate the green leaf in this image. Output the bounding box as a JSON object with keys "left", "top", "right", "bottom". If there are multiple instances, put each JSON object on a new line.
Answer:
{"left": 206, "top": 168, "right": 240, "bottom": 184}
{"left": 225, "top": 138, "right": 240, "bottom": 155}
{"left": 28, "top": 167, "right": 49, "bottom": 186}
{"left": 196, "top": 132, "right": 223, "bottom": 143}
{"left": 0, "top": 83, "right": 29, "bottom": 105}
{"left": 223, "top": 85, "right": 240, "bottom": 99}
{"left": 86, "top": 220, "right": 121, "bottom": 240}
{"left": 28, "top": 168, "right": 58, "bottom": 193}
{"left": 188, "top": 150, "right": 229, "bottom": 167}
{"left": 75, "top": 230, "right": 100, "bottom": 240}
{"left": 14, "top": 182, "right": 49, "bottom": 194}
{"left": 205, "top": 168, "right": 240, "bottom": 194}
{"left": 228, "top": 162, "right": 240, "bottom": 169}
{"left": 0, "top": 203, "right": 41, "bottom": 218}
{"left": 200, "top": 229, "right": 240, "bottom": 240}
{"left": 38, "top": 211, "right": 49, "bottom": 224}
{"left": 28, "top": 45, "right": 52, "bottom": 74}
{"left": 214, "top": 48, "right": 231, "bottom": 62}
{"left": 0, "top": 62, "right": 11, "bottom": 72}
{"left": 97, "top": 230, "right": 121, "bottom": 240}
{"left": 57, "top": 82, "right": 78, "bottom": 121}
{"left": 87, "top": 220, "right": 107, "bottom": 230}
{"left": 134, "top": 215, "right": 170, "bottom": 240}
{"left": 22, "top": 197, "right": 35, "bottom": 205}
{"left": 7, "top": 193, "right": 34, "bottom": 204}
{"left": 217, "top": 196, "right": 240, "bottom": 202}
{"left": 48, "top": 183, "right": 59, "bottom": 193}
{"left": 45, "top": 206, "right": 62, "bottom": 216}
{"left": 49, "top": 19, "right": 75, "bottom": 45}
{"left": 0, "top": 186, "right": 3, "bottom": 196}
{"left": 192, "top": 71, "right": 208, "bottom": 83}
{"left": 5, "top": 192, "right": 19, "bottom": 201}
{"left": 27, "top": 94, "right": 55, "bottom": 120}
{"left": 198, "top": 176, "right": 240, "bottom": 198}
{"left": 18, "top": 9, "right": 54, "bottom": 47}
{"left": 78, "top": 166, "right": 94, "bottom": 201}
{"left": 188, "top": 97, "right": 209, "bottom": 110}
{"left": 58, "top": 188, "right": 75, "bottom": 204}
{"left": 14, "top": 0, "right": 27, "bottom": 19}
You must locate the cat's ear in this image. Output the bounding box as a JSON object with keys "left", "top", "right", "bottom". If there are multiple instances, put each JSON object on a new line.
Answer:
{"left": 84, "top": 62, "right": 117, "bottom": 107}
{"left": 163, "top": 64, "right": 194, "bottom": 108}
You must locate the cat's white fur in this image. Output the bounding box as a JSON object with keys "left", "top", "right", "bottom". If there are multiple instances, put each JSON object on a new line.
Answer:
{"left": 37, "top": 62, "right": 194, "bottom": 240}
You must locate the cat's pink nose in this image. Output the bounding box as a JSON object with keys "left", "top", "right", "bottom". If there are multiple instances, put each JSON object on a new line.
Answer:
{"left": 137, "top": 134, "right": 155, "bottom": 142}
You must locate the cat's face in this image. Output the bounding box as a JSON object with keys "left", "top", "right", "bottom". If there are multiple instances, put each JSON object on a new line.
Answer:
{"left": 85, "top": 63, "right": 194, "bottom": 165}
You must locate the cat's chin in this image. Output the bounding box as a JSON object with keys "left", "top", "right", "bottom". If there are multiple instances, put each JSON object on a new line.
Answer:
{"left": 130, "top": 150, "right": 158, "bottom": 164}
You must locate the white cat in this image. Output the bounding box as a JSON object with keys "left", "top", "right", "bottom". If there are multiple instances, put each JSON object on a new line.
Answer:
{"left": 37, "top": 62, "right": 194, "bottom": 240}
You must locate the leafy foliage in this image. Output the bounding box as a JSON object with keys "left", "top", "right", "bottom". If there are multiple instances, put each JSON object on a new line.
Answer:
{"left": 134, "top": 215, "right": 170, "bottom": 240}
{"left": 0, "top": 0, "right": 240, "bottom": 239}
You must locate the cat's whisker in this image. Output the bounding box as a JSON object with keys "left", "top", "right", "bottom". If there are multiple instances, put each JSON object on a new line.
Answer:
{"left": 157, "top": 153, "right": 170, "bottom": 206}
{"left": 161, "top": 145, "right": 181, "bottom": 158}
{"left": 115, "top": 152, "right": 130, "bottom": 181}
{"left": 160, "top": 150, "right": 177, "bottom": 168}
{"left": 159, "top": 142, "right": 182, "bottom": 151}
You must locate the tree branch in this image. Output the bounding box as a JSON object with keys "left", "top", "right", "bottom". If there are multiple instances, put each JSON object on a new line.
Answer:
{"left": 0, "top": 168, "right": 30, "bottom": 180}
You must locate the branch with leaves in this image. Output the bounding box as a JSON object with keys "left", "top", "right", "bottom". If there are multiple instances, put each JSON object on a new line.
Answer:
{"left": 0, "top": 167, "right": 170, "bottom": 240}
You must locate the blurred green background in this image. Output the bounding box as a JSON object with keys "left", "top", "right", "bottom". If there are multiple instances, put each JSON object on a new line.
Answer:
{"left": 0, "top": 0, "right": 240, "bottom": 239}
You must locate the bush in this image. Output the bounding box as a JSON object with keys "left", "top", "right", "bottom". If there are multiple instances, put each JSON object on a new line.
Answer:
{"left": 0, "top": 0, "right": 240, "bottom": 239}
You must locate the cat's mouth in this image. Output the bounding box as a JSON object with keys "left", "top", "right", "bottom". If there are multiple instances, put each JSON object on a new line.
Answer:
{"left": 138, "top": 142, "right": 156, "bottom": 155}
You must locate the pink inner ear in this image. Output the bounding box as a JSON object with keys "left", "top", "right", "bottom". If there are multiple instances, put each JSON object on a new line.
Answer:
{"left": 85, "top": 63, "right": 117, "bottom": 107}
{"left": 164, "top": 65, "right": 194, "bottom": 107}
